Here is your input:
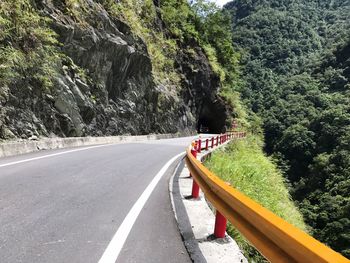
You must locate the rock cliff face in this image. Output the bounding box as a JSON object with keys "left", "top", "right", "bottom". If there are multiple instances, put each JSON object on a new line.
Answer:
{"left": 0, "top": 0, "right": 227, "bottom": 140}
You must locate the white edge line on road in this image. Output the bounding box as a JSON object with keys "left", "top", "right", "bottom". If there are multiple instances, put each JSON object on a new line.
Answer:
{"left": 169, "top": 160, "right": 183, "bottom": 221}
{"left": 0, "top": 144, "right": 114, "bottom": 168}
{"left": 98, "top": 152, "right": 185, "bottom": 263}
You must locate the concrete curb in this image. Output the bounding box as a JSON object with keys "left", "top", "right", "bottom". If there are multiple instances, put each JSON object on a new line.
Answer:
{"left": 170, "top": 158, "right": 247, "bottom": 263}
{"left": 0, "top": 132, "right": 190, "bottom": 158}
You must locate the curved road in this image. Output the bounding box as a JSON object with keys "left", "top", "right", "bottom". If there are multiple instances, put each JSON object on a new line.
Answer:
{"left": 0, "top": 137, "right": 193, "bottom": 263}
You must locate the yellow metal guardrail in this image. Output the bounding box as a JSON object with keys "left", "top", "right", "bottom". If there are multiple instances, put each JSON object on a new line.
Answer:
{"left": 185, "top": 134, "right": 349, "bottom": 263}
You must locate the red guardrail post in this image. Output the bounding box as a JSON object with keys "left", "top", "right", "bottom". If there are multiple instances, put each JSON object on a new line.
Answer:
{"left": 197, "top": 138, "right": 202, "bottom": 153}
{"left": 191, "top": 179, "right": 200, "bottom": 198}
{"left": 189, "top": 143, "right": 197, "bottom": 178}
{"left": 214, "top": 180, "right": 229, "bottom": 237}
{"left": 191, "top": 148, "right": 197, "bottom": 158}
{"left": 216, "top": 136, "right": 219, "bottom": 146}
{"left": 205, "top": 139, "right": 209, "bottom": 150}
{"left": 211, "top": 137, "right": 214, "bottom": 148}
{"left": 190, "top": 141, "right": 200, "bottom": 198}
{"left": 214, "top": 210, "right": 227, "bottom": 238}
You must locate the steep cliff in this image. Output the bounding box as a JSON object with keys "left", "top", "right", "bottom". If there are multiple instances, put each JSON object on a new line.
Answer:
{"left": 0, "top": 0, "right": 228, "bottom": 140}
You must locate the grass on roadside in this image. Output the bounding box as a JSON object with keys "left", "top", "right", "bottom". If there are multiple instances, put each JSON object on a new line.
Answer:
{"left": 205, "top": 135, "right": 307, "bottom": 262}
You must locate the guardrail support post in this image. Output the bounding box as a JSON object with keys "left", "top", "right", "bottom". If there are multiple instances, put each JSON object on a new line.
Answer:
{"left": 189, "top": 144, "right": 197, "bottom": 178}
{"left": 216, "top": 136, "right": 219, "bottom": 146}
{"left": 197, "top": 138, "right": 202, "bottom": 153}
{"left": 205, "top": 139, "right": 209, "bottom": 150}
{"left": 211, "top": 137, "right": 214, "bottom": 148}
{"left": 214, "top": 210, "right": 227, "bottom": 238}
{"left": 191, "top": 180, "right": 200, "bottom": 198}
{"left": 190, "top": 141, "right": 200, "bottom": 198}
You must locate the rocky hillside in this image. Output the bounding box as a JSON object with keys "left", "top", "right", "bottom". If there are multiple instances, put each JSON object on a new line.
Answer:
{"left": 0, "top": 0, "right": 230, "bottom": 140}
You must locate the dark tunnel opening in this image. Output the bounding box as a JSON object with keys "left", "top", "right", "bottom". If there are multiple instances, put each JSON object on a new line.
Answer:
{"left": 197, "top": 99, "right": 227, "bottom": 134}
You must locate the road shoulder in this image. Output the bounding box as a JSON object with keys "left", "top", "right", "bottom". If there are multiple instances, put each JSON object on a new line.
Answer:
{"left": 170, "top": 159, "right": 247, "bottom": 263}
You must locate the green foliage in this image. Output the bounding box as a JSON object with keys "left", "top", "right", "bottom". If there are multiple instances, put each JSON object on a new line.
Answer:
{"left": 0, "top": 0, "right": 60, "bottom": 89}
{"left": 202, "top": 44, "right": 226, "bottom": 81}
{"left": 206, "top": 136, "right": 307, "bottom": 261}
{"left": 226, "top": 0, "right": 350, "bottom": 256}
{"left": 192, "top": 1, "right": 239, "bottom": 78}
{"left": 159, "top": 0, "right": 241, "bottom": 96}
{"left": 191, "top": 0, "right": 240, "bottom": 84}
{"left": 160, "top": 0, "right": 199, "bottom": 42}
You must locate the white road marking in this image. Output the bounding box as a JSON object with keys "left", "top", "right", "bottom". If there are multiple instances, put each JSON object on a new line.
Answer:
{"left": 98, "top": 152, "right": 185, "bottom": 263}
{"left": 0, "top": 144, "right": 114, "bottom": 168}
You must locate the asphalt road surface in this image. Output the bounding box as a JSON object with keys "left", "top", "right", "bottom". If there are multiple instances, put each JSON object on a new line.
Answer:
{"left": 0, "top": 137, "right": 194, "bottom": 263}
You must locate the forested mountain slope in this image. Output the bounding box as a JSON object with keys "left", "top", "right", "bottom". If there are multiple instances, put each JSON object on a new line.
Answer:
{"left": 225, "top": 0, "right": 350, "bottom": 256}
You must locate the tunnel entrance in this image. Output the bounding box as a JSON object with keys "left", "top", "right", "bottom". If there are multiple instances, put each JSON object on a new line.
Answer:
{"left": 197, "top": 98, "right": 227, "bottom": 134}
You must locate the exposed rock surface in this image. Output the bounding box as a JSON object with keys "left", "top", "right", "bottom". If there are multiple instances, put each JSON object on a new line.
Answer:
{"left": 0, "top": 0, "right": 228, "bottom": 140}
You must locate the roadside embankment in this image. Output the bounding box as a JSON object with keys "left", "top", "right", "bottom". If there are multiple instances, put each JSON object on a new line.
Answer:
{"left": 205, "top": 135, "right": 307, "bottom": 261}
